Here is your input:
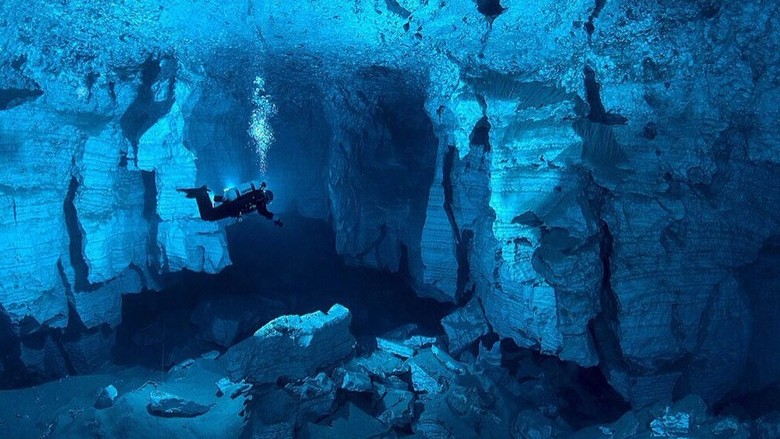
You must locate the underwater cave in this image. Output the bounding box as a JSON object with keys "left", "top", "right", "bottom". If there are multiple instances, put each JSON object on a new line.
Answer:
{"left": 0, "top": 0, "right": 779, "bottom": 438}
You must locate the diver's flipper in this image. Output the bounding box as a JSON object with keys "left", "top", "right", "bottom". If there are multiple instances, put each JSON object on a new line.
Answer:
{"left": 176, "top": 185, "right": 209, "bottom": 198}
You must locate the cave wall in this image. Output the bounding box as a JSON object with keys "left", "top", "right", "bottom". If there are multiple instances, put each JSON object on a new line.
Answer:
{"left": 0, "top": 0, "right": 779, "bottom": 408}
{"left": 323, "top": 67, "right": 438, "bottom": 272}
{"left": 0, "top": 0, "right": 247, "bottom": 379}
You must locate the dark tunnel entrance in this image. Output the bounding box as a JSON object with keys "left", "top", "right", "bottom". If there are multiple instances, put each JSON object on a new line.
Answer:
{"left": 115, "top": 215, "right": 454, "bottom": 370}
{"left": 106, "top": 61, "right": 634, "bottom": 432}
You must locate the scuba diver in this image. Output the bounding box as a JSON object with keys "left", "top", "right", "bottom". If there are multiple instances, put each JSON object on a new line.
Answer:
{"left": 177, "top": 180, "right": 283, "bottom": 227}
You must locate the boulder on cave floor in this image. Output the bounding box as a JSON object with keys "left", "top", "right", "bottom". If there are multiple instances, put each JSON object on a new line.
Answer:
{"left": 220, "top": 304, "right": 356, "bottom": 384}
{"left": 147, "top": 390, "right": 211, "bottom": 418}
{"left": 92, "top": 358, "right": 247, "bottom": 438}
{"left": 94, "top": 384, "right": 118, "bottom": 409}
{"left": 244, "top": 332, "right": 522, "bottom": 437}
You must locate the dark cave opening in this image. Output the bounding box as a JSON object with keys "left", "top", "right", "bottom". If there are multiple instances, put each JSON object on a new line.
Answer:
{"left": 700, "top": 2, "right": 721, "bottom": 19}
{"left": 140, "top": 170, "right": 161, "bottom": 274}
{"left": 583, "top": 65, "right": 628, "bottom": 126}
{"left": 500, "top": 339, "right": 630, "bottom": 429}
{"left": 469, "top": 115, "right": 492, "bottom": 152}
{"left": 63, "top": 176, "right": 95, "bottom": 292}
{"left": 584, "top": 0, "right": 606, "bottom": 36}
{"left": 715, "top": 235, "right": 780, "bottom": 419}
{"left": 369, "top": 83, "right": 439, "bottom": 214}
{"left": 110, "top": 61, "right": 450, "bottom": 372}
{"left": 0, "top": 305, "right": 25, "bottom": 386}
{"left": 476, "top": 0, "right": 506, "bottom": 20}
{"left": 119, "top": 56, "right": 176, "bottom": 149}
{"left": 384, "top": 0, "right": 412, "bottom": 19}
{"left": 114, "top": 214, "right": 454, "bottom": 370}
{"left": 0, "top": 87, "right": 44, "bottom": 111}
{"left": 442, "top": 145, "right": 473, "bottom": 304}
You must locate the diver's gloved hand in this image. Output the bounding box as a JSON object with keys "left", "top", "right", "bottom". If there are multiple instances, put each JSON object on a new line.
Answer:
{"left": 274, "top": 219, "right": 284, "bottom": 228}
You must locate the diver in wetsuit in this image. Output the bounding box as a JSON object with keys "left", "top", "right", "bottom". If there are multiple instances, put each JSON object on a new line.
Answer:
{"left": 177, "top": 181, "right": 283, "bottom": 227}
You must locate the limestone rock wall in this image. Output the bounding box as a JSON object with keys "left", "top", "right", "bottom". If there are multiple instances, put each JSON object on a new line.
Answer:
{"left": 582, "top": 0, "right": 780, "bottom": 404}
{"left": 0, "top": 0, "right": 248, "bottom": 377}
{"left": 323, "top": 67, "right": 438, "bottom": 272}
{"left": 1, "top": 0, "right": 779, "bottom": 408}
{"left": 0, "top": 59, "right": 231, "bottom": 319}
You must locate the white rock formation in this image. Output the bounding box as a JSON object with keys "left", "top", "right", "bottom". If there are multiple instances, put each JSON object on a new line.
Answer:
{"left": 1, "top": 0, "right": 779, "bottom": 409}
{"left": 221, "top": 304, "right": 356, "bottom": 384}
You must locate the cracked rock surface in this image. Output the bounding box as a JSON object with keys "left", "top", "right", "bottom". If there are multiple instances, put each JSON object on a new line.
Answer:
{"left": 0, "top": 0, "right": 778, "bottom": 419}
{"left": 221, "top": 304, "right": 356, "bottom": 384}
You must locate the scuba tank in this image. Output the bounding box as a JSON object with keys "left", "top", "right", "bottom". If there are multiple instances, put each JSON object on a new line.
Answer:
{"left": 222, "top": 180, "right": 265, "bottom": 202}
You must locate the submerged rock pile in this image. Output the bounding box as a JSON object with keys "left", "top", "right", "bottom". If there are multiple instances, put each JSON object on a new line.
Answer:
{"left": 3, "top": 304, "right": 780, "bottom": 438}
{"left": 220, "top": 304, "right": 356, "bottom": 384}
{"left": 219, "top": 305, "right": 764, "bottom": 438}
{"left": 0, "top": 0, "right": 778, "bottom": 427}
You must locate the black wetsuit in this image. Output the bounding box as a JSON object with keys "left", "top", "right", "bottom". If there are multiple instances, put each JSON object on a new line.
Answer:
{"left": 191, "top": 189, "right": 275, "bottom": 222}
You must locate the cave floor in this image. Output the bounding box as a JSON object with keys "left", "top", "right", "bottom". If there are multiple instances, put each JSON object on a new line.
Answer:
{"left": 0, "top": 356, "right": 245, "bottom": 438}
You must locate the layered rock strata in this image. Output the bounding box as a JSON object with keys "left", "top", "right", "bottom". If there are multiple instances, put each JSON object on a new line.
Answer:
{"left": 1, "top": 0, "right": 778, "bottom": 408}
{"left": 221, "top": 304, "right": 356, "bottom": 384}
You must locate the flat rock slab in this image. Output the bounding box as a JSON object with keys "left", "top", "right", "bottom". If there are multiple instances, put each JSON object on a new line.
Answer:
{"left": 376, "top": 337, "right": 416, "bottom": 359}
{"left": 147, "top": 390, "right": 211, "bottom": 418}
{"left": 221, "top": 304, "right": 356, "bottom": 384}
{"left": 333, "top": 366, "right": 373, "bottom": 392}
{"left": 441, "top": 298, "right": 489, "bottom": 354}
{"left": 377, "top": 387, "right": 415, "bottom": 428}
